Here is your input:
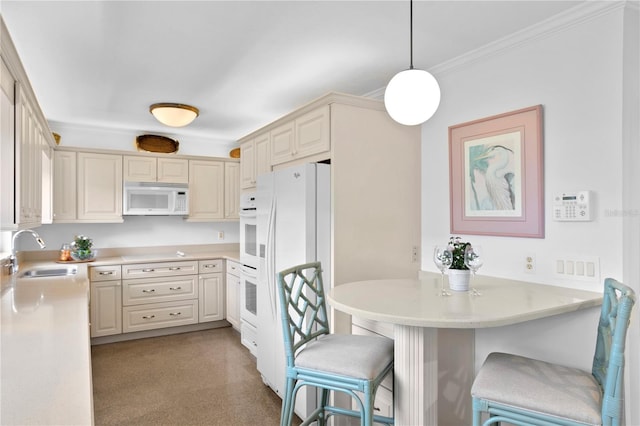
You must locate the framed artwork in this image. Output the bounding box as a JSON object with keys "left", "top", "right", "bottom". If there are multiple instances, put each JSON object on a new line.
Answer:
{"left": 448, "top": 105, "right": 544, "bottom": 238}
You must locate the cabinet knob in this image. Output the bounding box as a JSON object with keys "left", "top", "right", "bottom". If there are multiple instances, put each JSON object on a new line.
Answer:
{"left": 169, "top": 287, "right": 182, "bottom": 291}
{"left": 142, "top": 268, "right": 155, "bottom": 272}
{"left": 142, "top": 289, "right": 156, "bottom": 293}
{"left": 99, "top": 271, "right": 113, "bottom": 276}
{"left": 142, "top": 315, "right": 155, "bottom": 320}
{"left": 169, "top": 267, "right": 181, "bottom": 271}
{"left": 169, "top": 312, "right": 182, "bottom": 317}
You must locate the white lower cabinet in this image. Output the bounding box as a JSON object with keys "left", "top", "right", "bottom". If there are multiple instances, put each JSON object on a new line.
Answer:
{"left": 122, "top": 260, "right": 199, "bottom": 333}
{"left": 89, "top": 265, "right": 122, "bottom": 338}
{"left": 199, "top": 259, "right": 225, "bottom": 322}
{"left": 123, "top": 299, "right": 198, "bottom": 333}
{"left": 225, "top": 260, "right": 241, "bottom": 330}
{"left": 90, "top": 258, "right": 230, "bottom": 338}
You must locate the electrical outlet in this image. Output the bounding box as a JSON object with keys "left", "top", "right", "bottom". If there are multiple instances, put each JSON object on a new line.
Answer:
{"left": 524, "top": 253, "right": 536, "bottom": 273}
{"left": 218, "top": 231, "right": 224, "bottom": 240}
{"left": 411, "top": 246, "right": 419, "bottom": 263}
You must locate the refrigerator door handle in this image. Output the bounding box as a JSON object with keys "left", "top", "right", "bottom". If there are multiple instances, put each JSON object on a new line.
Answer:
{"left": 266, "top": 195, "right": 277, "bottom": 320}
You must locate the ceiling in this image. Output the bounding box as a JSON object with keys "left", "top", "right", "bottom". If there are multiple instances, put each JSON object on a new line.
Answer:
{"left": 1, "top": 0, "right": 585, "bottom": 151}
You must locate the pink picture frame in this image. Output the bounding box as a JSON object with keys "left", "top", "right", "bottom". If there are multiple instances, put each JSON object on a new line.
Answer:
{"left": 449, "top": 105, "right": 544, "bottom": 238}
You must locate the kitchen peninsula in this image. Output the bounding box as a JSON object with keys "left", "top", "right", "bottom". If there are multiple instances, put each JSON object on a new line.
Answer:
{"left": 327, "top": 272, "right": 603, "bottom": 426}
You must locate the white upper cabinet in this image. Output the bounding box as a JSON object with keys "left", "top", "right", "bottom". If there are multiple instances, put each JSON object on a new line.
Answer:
{"left": 224, "top": 162, "right": 240, "bottom": 219}
{"left": 240, "top": 131, "right": 270, "bottom": 189}
{"left": 123, "top": 156, "right": 188, "bottom": 183}
{"left": 1, "top": 19, "right": 55, "bottom": 230}
{"left": 271, "top": 105, "right": 330, "bottom": 166}
{"left": 77, "top": 152, "right": 123, "bottom": 222}
{"left": 52, "top": 150, "right": 77, "bottom": 222}
{"left": 188, "top": 159, "right": 224, "bottom": 221}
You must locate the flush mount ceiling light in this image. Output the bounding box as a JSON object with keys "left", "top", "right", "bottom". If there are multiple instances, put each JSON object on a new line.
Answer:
{"left": 384, "top": 0, "right": 441, "bottom": 126}
{"left": 149, "top": 103, "right": 199, "bottom": 127}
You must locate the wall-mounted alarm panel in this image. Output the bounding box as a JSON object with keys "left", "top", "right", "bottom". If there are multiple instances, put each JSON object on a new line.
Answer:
{"left": 553, "top": 191, "right": 592, "bottom": 221}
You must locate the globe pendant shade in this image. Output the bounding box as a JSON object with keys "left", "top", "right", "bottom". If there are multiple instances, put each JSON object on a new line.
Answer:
{"left": 384, "top": 69, "right": 441, "bottom": 126}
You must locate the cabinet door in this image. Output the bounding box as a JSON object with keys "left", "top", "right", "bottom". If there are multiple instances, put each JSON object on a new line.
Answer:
{"left": 52, "top": 151, "right": 77, "bottom": 221}
{"left": 224, "top": 162, "right": 240, "bottom": 219}
{"left": 77, "top": 152, "right": 123, "bottom": 221}
{"left": 91, "top": 280, "right": 122, "bottom": 337}
{"left": 157, "top": 158, "right": 188, "bottom": 183}
{"left": 270, "top": 121, "right": 295, "bottom": 165}
{"left": 188, "top": 160, "right": 224, "bottom": 220}
{"left": 16, "top": 88, "right": 43, "bottom": 226}
{"left": 199, "top": 273, "right": 224, "bottom": 322}
{"left": 240, "top": 140, "right": 255, "bottom": 189}
{"left": 123, "top": 156, "right": 156, "bottom": 182}
{"left": 226, "top": 272, "right": 240, "bottom": 330}
{"left": 295, "top": 105, "right": 330, "bottom": 159}
{"left": 41, "top": 143, "right": 53, "bottom": 224}
{"left": 255, "top": 132, "right": 271, "bottom": 178}
{"left": 0, "top": 59, "right": 16, "bottom": 228}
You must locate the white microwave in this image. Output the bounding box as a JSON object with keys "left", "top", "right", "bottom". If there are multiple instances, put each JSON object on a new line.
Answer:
{"left": 123, "top": 182, "right": 189, "bottom": 216}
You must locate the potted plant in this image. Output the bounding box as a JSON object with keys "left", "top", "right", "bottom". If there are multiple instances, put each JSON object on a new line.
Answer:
{"left": 447, "top": 236, "right": 471, "bottom": 291}
{"left": 70, "top": 235, "right": 95, "bottom": 261}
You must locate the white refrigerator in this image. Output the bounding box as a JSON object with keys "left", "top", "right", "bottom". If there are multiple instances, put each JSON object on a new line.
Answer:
{"left": 256, "top": 163, "right": 331, "bottom": 419}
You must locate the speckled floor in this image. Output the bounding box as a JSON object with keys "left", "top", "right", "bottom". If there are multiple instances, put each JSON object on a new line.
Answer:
{"left": 91, "top": 327, "right": 298, "bottom": 425}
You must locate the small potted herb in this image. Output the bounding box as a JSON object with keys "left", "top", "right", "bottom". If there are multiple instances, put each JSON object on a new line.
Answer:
{"left": 447, "top": 236, "right": 471, "bottom": 290}
{"left": 70, "top": 235, "right": 95, "bottom": 261}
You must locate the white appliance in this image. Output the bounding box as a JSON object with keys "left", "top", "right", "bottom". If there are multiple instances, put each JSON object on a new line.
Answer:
{"left": 240, "top": 264, "right": 258, "bottom": 327}
{"left": 256, "top": 163, "right": 331, "bottom": 419}
{"left": 239, "top": 192, "right": 258, "bottom": 268}
{"left": 123, "top": 182, "right": 188, "bottom": 215}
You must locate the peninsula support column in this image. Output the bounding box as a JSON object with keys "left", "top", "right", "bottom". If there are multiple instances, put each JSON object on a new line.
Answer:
{"left": 394, "top": 325, "right": 438, "bottom": 425}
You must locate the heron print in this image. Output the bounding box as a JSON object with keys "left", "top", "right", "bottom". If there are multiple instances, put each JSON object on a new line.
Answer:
{"left": 464, "top": 131, "right": 523, "bottom": 217}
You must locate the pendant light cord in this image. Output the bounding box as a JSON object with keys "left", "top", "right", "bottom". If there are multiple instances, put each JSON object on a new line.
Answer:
{"left": 409, "top": 0, "right": 414, "bottom": 70}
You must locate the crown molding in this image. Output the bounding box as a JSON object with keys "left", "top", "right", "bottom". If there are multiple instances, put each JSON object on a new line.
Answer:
{"left": 431, "top": 1, "right": 627, "bottom": 75}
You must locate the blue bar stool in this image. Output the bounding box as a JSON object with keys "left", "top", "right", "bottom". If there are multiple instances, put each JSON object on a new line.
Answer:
{"left": 471, "top": 278, "right": 636, "bottom": 426}
{"left": 276, "top": 262, "right": 394, "bottom": 426}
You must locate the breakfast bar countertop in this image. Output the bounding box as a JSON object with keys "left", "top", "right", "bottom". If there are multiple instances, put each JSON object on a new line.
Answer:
{"left": 328, "top": 272, "right": 604, "bottom": 328}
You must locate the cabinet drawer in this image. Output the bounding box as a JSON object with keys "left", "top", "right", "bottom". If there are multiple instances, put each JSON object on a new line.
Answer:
{"left": 90, "top": 265, "right": 122, "bottom": 282}
{"left": 122, "top": 260, "right": 198, "bottom": 279}
{"left": 226, "top": 260, "right": 241, "bottom": 277}
{"left": 198, "top": 259, "right": 223, "bottom": 274}
{"left": 123, "top": 300, "right": 198, "bottom": 333}
{"left": 240, "top": 321, "right": 258, "bottom": 357}
{"left": 123, "top": 276, "right": 198, "bottom": 306}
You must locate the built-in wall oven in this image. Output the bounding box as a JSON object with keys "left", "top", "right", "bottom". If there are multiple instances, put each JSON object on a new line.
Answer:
{"left": 240, "top": 192, "right": 259, "bottom": 355}
{"left": 240, "top": 264, "right": 258, "bottom": 327}
{"left": 240, "top": 193, "right": 258, "bottom": 269}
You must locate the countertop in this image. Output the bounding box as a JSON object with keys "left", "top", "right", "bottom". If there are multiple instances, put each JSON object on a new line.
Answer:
{"left": 1, "top": 263, "right": 93, "bottom": 425}
{"left": 328, "top": 272, "right": 603, "bottom": 328}
{"left": 1, "top": 250, "right": 240, "bottom": 425}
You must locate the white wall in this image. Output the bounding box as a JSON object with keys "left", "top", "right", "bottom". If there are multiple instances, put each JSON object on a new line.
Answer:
{"left": 14, "top": 216, "right": 239, "bottom": 253}
{"left": 420, "top": 3, "right": 638, "bottom": 423}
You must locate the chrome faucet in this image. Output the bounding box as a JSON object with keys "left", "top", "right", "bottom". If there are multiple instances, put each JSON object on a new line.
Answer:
{"left": 9, "top": 229, "right": 46, "bottom": 274}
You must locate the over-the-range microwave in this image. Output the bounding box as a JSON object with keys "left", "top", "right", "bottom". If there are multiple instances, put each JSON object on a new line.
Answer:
{"left": 123, "top": 182, "right": 189, "bottom": 216}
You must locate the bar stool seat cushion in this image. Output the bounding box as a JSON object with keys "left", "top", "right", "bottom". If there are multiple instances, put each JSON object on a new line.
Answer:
{"left": 471, "top": 352, "right": 602, "bottom": 425}
{"left": 296, "top": 334, "right": 394, "bottom": 380}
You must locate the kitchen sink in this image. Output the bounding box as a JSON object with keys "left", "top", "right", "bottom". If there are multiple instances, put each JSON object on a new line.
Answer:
{"left": 19, "top": 265, "right": 78, "bottom": 278}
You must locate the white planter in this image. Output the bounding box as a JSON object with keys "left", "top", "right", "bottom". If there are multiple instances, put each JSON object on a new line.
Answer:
{"left": 448, "top": 269, "right": 471, "bottom": 292}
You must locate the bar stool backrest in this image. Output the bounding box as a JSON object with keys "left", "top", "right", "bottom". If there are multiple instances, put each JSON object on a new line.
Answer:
{"left": 593, "top": 278, "right": 636, "bottom": 424}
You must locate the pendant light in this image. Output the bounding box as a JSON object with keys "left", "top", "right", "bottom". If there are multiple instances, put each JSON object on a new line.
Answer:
{"left": 384, "top": 0, "right": 441, "bottom": 126}
{"left": 149, "top": 103, "right": 199, "bottom": 127}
